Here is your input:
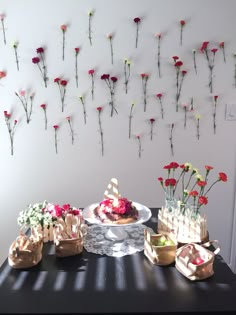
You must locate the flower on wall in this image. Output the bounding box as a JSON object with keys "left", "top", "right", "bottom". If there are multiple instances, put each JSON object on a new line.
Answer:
{"left": 194, "top": 112, "right": 201, "bottom": 140}
{"left": 181, "top": 103, "right": 189, "bottom": 129}
{"left": 172, "top": 56, "right": 187, "bottom": 112}
{"left": 212, "top": 95, "right": 219, "bottom": 134}
{"left": 12, "top": 41, "right": 19, "bottom": 71}
{"left": 192, "top": 49, "right": 197, "bottom": 74}
{"left": 107, "top": 33, "right": 114, "bottom": 65}
{"left": 32, "top": 47, "right": 48, "bottom": 88}
{"left": 66, "top": 116, "right": 74, "bottom": 145}
{"left": 140, "top": 73, "right": 149, "bottom": 112}
{"left": 54, "top": 77, "right": 68, "bottom": 112}
{"left": 79, "top": 95, "right": 87, "bottom": 124}
{"left": 15, "top": 90, "right": 34, "bottom": 124}
{"left": 0, "top": 14, "right": 6, "bottom": 45}
{"left": 128, "top": 101, "right": 135, "bottom": 139}
{"left": 97, "top": 106, "right": 104, "bottom": 156}
{"left": 156, "top": 93, "right": 164, "bottom": 119}
{"left": 40, "top": 104, "right": 47, "bottom": 130}
{"left": 124, "top": 58, "right": 131, "bottom": 94}
{"left": 200, "top": 41, "right": 218, "bottom": 93}
{"left": 88, "top": 69, "right": 95, "bottom": 100}
{"left": 4, "top": 110, "right": 17, "bottom": 155}
{"left": 133, "top": 17, "right": 141, "bottom": 48}
{"left": 149, "top": 118, "right": 156, "bottom": 141}
{"left": 53, "top": 125, "right": 59, "bottom": 154}
{"left": 88, "top": 10, "right": 94, "bottom": 46}
{"left": 0, "top": 70, "right": 6, "bottom": 81}
{"left": 179, "top": 20, "right": 186, "bottom": 46}
{"left": 136, "top": 134, "right": 142, "bottom": 158}
{"left": 169, "top": 123, "right": 174, "bottom": 156}
{"left": 60, "top": 24, "right": 67, "bottom": 61}
{"left": 155, "top": 33, "right": 162, "bottom": 78}
{"left": 74, "top": 47, "right": 80, "bottom": 88}
{"left": 101, "top": 73, "right": 118, "bottom": 117}
{"left": 219, "top": 41, "right": 226, "bottom": 63}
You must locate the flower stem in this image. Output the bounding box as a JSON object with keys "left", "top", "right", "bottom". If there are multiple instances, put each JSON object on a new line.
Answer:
{"left": 193, "top": 51, "right": 197, "bottom": 74}
{"left": 43, "top": 110, "right": 47, "bottom": 130}
{"left": 135, "top": 23, "right": 139, "bottom": 48}
{"left": 109, "top": 38, "right": 113, "bottom": 65}
{"left": 128, "top": 103, "right": 134, "bottom": 139}
{"left": 91, "top": 74, "right": 94, "bottom": 100}
{"left": 14, "top": 47, "right": 19, "bottom": 71}
{"left": 68, "top": 120, "right": 74, "bottom": 145}
{"left": 137, "top": 137, "right": 141, "bottom": 158}
{"left": 1, "top": 19, "right": 6, "bottom": 45}
{"left": 124, "top": 62, "right": 130, "bottom": 94}
{"left": 98, "top": 111, "right": 104, "bottom": 156}
{"left": 54, "top": 129, "right": 58, "bottom": 154}
{"left": 79, "top": 97, "right": 86, "bottom": 124}
{"left": 196, "top": 118, "right": 200, "bottom": 140}
{"left": 88, "top": 14, "right": 92, "bottom": 46}
{"left": 169, "top": 123, "right": 174, "bottom": 156}
{"left": 62, "top": 31, "right": 65, "bottom": 61}
{"left": 157, "top": 36, "right": 161, "bottom": 78}
{"left": 75, "top": 54, "right": 78, "bottom": 88}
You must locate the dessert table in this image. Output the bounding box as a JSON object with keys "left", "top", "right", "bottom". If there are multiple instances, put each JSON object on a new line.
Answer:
{"left": 0, "top": 208, "right": 236, "bottom": 314}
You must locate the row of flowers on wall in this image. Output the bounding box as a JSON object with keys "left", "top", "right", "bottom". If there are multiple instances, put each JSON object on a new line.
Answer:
{"left": 3, "top": 93, "right": 220, "bottom": 157}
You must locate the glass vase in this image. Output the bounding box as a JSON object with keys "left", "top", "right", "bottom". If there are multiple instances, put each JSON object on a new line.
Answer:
{"left": 165, "top": 191, "right": 176, "bottom": 212}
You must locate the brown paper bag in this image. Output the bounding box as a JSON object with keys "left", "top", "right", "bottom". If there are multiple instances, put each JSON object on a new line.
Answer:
{"left": 175, "top": 240, "right": 220, "bottom": 281}
{"left": 8, "top": 230, "right": 43, "bottom": 269}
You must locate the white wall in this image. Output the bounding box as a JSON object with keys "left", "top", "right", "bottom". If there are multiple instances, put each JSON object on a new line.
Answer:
{"left": 0, "top": 0, "right": 235, "bottom": 271}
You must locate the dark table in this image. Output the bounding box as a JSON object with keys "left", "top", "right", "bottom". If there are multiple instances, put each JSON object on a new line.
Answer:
{"left": 0, "top": 208, "right": 236, "bottom": 314}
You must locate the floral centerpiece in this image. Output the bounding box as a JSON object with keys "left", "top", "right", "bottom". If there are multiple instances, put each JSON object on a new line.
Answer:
{"left": 17, "top": 201, "right": 85, "bottom": 243}
{"left": 157, "top": 162, "right": 227, "bottom": 243}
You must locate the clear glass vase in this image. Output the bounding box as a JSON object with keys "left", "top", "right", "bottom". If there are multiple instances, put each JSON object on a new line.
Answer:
{"left": 165, "top": 191, "right": 176, "bottom": 212}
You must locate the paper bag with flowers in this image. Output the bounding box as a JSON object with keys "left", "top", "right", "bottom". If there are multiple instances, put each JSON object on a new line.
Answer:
{"left": 51, "top": 204, "right": 87, "bottom": 257}
{"left": 157, "top": 162, "right": 227, "bottom": 244}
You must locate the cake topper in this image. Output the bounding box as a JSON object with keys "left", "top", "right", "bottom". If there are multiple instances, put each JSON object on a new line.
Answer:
{"left": 104, "top": 178, "right": 121, "bottom": 202}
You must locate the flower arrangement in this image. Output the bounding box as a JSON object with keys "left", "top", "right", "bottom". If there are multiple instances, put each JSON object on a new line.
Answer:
{"left": 212, "top": 95, "right": 218, "bottom": 134}
{"left": 179, "top": 20, "right": 186, "bottom": 45}
{"left": 66, "top": 116, "right": 74, "bottom": 145}
{"left": 40, "top": 104, "right": 47, "bottom": 130}
{"left": 79, "top": 95, "right": 87, "bottom": 124}
{"left": 124, "top": 58, "right": 131, "bottom": 94}
{"left": 140, "top": 73, "right": 149, "bottom": 112}
{"left": 32, "top": 47, "right": 48, "bottom": 88}
{"left": 192, "top": 49, "right": 197, "bottom": 74}
{"left": 200, "top": 41, "right": 218, "bottom": 93}
{"left": 15, "top": 90, "right": 34, "bottom": 124}
{"left": 54, "top": 77, "right": 68, "bottom": 112}
{"left": 12, "top": 41, "right": 19, "bottom": 71}
{"left": 101, "top": 73, "right": 118, "bottom": 117}
{"left": 155, "top": 33, "right": 162, "bottom": 78}
{"left": 157, "top": 162, "right": 227, "bottom": 216}
{"left": 128, "top": 101, "right": 135, "bottom": 139}
{"left": 136, "top": 134, "right": 142, "bottom": 158}
{"left": 169, "top": 123, "right": 174, "bottom": 156}
{"left": 88, "top": 10, "right": 94, "bottom": 46}
{"left": 219, "top": 41, "right": 226, "bottom": 63}
{"left": 17, "top": 200, "right": 82, "bottom": 229}
{"left": 172, "top": 56, "right": 187, "bottom": 112}
{"left": 4, "top": 110, "right": 17, "bottom": 155}
{"left": 88, "top": 69, "right": 95, "bottom": 100}
{"left": 149, "top": 118, "right": 155, "bottom": 141}
{"left": 0, "top": 14, "right": 6, "bottom": 45}
{"left": 107, "top": 33, "right": 114, "bottom": 65}
{"left": 156, "top": 93, "right": 164, "bottom": 119}
{"left": 133, "top": 17, "right": 141, "bottom": 48}
{"left": 53, "top": 124, "right": 59, "bottom": 154}
{"left": 74, "top": 47, "right": 80, "bottom": 88}
{"left": 60, "top": 24, "right": 67, "bottom": 61}
{"left": 97, "top": 106, "right": 104, "bottom": 156}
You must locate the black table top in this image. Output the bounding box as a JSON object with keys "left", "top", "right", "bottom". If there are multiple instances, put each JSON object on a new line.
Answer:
{"left": 0, "top": 208, "right": 236, "bottom": 314}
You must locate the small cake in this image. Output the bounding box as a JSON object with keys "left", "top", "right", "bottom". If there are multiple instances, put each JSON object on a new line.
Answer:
{"left": 93, "top": 178, "right": 139, "bottom": 224}
{"left": 94, "top": 197, "right": 138, "bottom": 224}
